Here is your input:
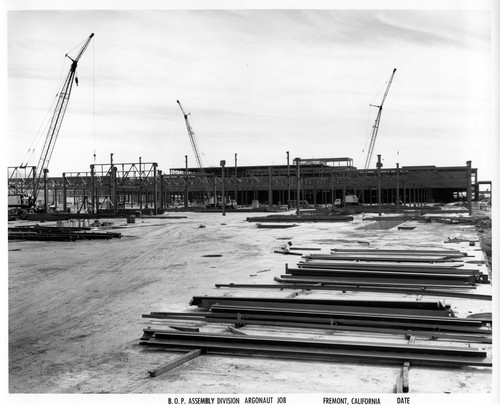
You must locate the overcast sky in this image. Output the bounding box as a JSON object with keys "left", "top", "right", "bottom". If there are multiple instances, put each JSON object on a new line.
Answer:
{"left": 5, "top": 2, "right": 496, "bottom": 181}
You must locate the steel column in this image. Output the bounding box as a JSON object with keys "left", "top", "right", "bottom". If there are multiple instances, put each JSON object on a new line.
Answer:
{"left": 467, "top": 160, "right": 472, "bottom": 215}
{"left": 153, "top": 163, "right": 158, "bottom": 214}
{"left": 295, "top": 157, "right": 300, "bottom": 215}
{"left": 377, "top": 155, "right": 382, "bottom": 215}
{"left": 43, "top": 169, "right": 49, "bottom": 213}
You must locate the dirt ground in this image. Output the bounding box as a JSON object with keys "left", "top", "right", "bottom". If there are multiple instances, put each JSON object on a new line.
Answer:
{"left": 6, "top": 209, "right": 494, "bottom": 399}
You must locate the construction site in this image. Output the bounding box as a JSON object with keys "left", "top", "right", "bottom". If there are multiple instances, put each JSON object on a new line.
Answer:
{"left": 7, "top": 30, "right": 494, "bottom": 403}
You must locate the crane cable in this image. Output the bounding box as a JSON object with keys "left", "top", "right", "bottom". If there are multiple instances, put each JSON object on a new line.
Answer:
{"left": 20, "top": 55, "right": 68, "bottom": 167}
{"left": 396, "top": 78, "right": 402, "bottom": 160}
{"left": 357, "top": 104, "right": 373, "bottom": 168}
{"left": 20, "top": 93, "right": 57, "bottom": 167}
{"left": 66, "top": 37, "right": 88, "bottom": 58}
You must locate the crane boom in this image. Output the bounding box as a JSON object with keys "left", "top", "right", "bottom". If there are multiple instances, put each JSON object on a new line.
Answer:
{"left": 177, "top": 100, "right": 205, "bottom": 173}
{"left": 33, "top": 33, "right": 94, "bottom": 202}
{"left": 364, "top": 68, "right": 397, "bottom": 170}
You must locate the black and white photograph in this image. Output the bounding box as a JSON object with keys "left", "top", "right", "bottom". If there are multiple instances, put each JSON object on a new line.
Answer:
{"left": 3, "top": 0, "right": 498, "bottom": 404}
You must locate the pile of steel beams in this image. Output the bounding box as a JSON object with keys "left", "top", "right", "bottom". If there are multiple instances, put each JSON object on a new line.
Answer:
{"left": 214, "top": 281, "right": 492, "bottom": 300}
{"left": 140, "top": 330, "right": 491, "bottom": 367}
{"left": 143, "top": 296, "right": 491, "bottom": 343}
{"left": 8, "top": 224, "right": 122, "bottom": 241}
{"left": 247, "top": 214, "right": 354, "bottom": 223}
{"left": 217, "top": 247, "right": 490, "bottom": 299}
{"left": 256, "top": 223, "right": 298, "bottom": 229}
{"left": 272, "top": 247, "right": 489, "bottom": 287}
{"left": 140, "top": 244, "right": 491, "bottom": 379}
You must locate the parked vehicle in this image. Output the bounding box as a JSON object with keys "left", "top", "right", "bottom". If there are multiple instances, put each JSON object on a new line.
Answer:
{"left": 334, "top": 194, "right": 359, "bottom": 206}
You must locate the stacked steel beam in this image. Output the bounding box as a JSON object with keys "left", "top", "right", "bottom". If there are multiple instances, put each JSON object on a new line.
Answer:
{"left": 246, "top": 214, "right": 354, "bottom": 223}
{"left": 214, "top": 282, "right": 492, "bottom": 300}
{"left": 140, "top": 330, "right": 491, "bottom": 367}
{"left": 143, "top": 296, "right": 491, "bottom": 343}
{"left": 140, "top": 245, "right": 491, "bottom": 373}
{"left": 8, "top": 224, "right": 122, "bottom": 241}
{"left": 274, "top": 248, "right": 489, "bottom": 287}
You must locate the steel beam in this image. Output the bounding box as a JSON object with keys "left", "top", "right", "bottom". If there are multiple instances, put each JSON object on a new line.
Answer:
{"left": 213, "top": 283, "right": 491, "bottom": 300}
{"left": 148, "top": 349, "right": 204, "bottom": 377}
{"left": 286, "top": 268, "right": 479, "bottom": 283}
{"left": 295, "top": 263, "right": 478, "bottom": 275}
{"left": 189, "top": 296, "right": 450, "bottom": 311}
{"left": 330, "top": 248, "right": 466, "bottom": 257}
{"left": 297, "top": 261, "right": 464, "bottom": 270}
{"left": 208, "top": 304, "right": 484, "bottom": 328}
{"left": 304, "top": 253, "right": 450, "bottom": 263}
{"left": 142, "top": 317, "right": 491, "bottom": 343}
{"left": 277, "top": 275, "right": 474, "bottom": 287}
{"left": 140, "top": 330, "right": 491, "bottom": 367}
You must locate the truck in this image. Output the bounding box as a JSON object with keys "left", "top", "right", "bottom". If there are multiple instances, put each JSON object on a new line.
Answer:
{"left": 334, "top": 194, "right": 359, "bottom": 207}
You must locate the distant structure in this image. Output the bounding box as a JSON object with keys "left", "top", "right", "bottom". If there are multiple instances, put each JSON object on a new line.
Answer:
{"left": 9, "top": 155, "right": 482, "bottom": 216}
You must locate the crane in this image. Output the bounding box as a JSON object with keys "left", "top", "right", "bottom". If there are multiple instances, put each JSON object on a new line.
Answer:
{"left": 176, "top": 100, "right": 214, "bottom": 205}
{"left": 176, "top": 100, "right": 206, "bottom": 173}
{"left": 364, "top": 68, "right": 397, "bottom": 170}
{"left": 29, "top": 33, "right": 94, "bottom": 209}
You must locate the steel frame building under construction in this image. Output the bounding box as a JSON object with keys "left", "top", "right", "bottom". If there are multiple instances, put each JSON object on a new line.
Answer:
{"left": 8, "top": 154, "right": 485, "bottom": 216}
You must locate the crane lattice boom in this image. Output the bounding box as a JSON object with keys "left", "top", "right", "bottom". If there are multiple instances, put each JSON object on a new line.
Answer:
{"left": 177, "top": 100, "right": 206, "bottom": 174}
{"left": 33, "top": 33, "right": 94, "bottom": 201}
{"left": 364, "top": 68, "right": 397, "bottom": 170}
